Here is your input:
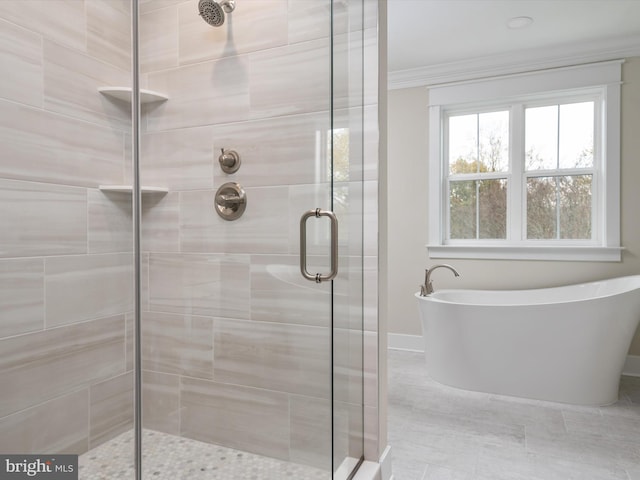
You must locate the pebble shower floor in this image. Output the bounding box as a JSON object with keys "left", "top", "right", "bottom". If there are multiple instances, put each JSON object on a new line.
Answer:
{"left": 78, "top": 430, "right": 329, "bottom": 480}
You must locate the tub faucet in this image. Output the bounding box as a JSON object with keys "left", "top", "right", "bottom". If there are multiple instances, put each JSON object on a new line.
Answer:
{"left": 420, "top": 264, "right": 460, "bottom": 296}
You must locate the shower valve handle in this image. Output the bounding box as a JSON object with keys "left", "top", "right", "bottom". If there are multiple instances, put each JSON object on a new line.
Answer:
{"left": 216, "top": 193, "right": 242, "bottom": 207}
{"left": 218, "top": 148, "right": 241, "bottom": 173}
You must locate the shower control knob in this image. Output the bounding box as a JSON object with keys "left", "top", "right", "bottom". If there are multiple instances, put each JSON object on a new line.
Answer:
{"left": 214, "top": 182, "right": 246, "bottom": 220}
{"left": 218, "top": 148, "right": 241, "bottom": 174}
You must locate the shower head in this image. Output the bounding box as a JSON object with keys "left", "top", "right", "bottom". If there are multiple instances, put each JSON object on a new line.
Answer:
{"left": 198, "top": 0, "right": 235, "bottom": 27}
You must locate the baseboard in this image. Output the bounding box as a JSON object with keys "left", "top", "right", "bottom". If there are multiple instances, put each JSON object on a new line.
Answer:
{"left": 379, "top": 445, "right": 393, "bottom": 480}
{"left": 389, "top": 334, "right": 640, "bottom": 378}
{"left": 387, "top": 333, "right": 423, "bottom": 352}
{"left": 623, "top": 355, "right": 640, "bottom": 377}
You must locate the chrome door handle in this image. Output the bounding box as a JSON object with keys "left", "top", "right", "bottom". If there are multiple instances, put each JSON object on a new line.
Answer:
{"left": 300, "top": 208, "right": 338, "bottom": 283}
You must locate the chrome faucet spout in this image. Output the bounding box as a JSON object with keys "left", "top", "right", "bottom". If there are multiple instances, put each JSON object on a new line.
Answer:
{"left": 421, "top": 264, "right": 460, "bottom": 296}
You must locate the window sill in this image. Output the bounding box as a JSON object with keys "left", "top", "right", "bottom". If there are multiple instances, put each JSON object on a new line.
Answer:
{"left": 427, "top": 245, "right": 623, "bottom": 262}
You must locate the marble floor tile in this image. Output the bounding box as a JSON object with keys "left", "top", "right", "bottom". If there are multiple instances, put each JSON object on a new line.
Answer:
{"left": 627, "top": 466, "right": 640, "bottom": 480}
{"left": 423, "top": 465, "right": 490, "bottom": 480}
{"left": 388, "top": 349, "right": 640, "bottom": 479}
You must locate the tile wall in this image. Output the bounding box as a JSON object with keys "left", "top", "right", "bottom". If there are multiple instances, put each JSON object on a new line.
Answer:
{"left": 0, "top": 0, "right": 134, "bottom": 455}
{"left": 0, "top": 0, "right": 380, "bottom": 472}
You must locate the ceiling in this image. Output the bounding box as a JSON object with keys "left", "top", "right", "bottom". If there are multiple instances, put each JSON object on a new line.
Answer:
{"left": 387, "top": 0, "right": 640, "bottom": 80}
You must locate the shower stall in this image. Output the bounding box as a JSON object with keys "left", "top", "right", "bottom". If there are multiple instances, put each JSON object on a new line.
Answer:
{"left": 0, "top": 1, "right": 380, "bottom": 479}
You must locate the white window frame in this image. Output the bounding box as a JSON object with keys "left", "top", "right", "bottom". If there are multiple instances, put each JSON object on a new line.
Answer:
{"left": 427, "top": 61, "right": 623, "bottom": 262}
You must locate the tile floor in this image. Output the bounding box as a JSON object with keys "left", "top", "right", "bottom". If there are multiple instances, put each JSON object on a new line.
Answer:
{"left": 388, "top": 349, "right": 640, "bottom": 480}
{"left": 78, "top": 429, "right": 329, "bottom": 480}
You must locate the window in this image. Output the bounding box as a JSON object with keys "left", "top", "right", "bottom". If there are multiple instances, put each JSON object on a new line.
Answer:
{"left": 428, "top": 61, "right": 622, "bottom": 261}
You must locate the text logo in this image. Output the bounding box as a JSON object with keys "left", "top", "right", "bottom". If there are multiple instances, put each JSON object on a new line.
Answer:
{"left": 0, "top": 456, "right": 77, "bottom": 480}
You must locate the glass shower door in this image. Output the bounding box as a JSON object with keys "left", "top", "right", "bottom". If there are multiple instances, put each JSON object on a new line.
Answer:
{"left": 137, "top": 0, "right": 365, "bottom": 479}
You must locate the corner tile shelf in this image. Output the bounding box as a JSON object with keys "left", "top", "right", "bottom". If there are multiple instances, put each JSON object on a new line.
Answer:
{"left": 99, "top": 185, "right": 169, "bottom": 194}
{"left": 98, "top": 87, "right": 169, "bottom": 104}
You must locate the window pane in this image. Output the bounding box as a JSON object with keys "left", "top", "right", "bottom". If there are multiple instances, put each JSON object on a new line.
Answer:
{"left": 479, "top": 111, "right": 509, "bottom": 173}
{"left": 559, "top": 175, "right": 592, "bottom": 239}
{"left": 525, "top": 105, "right": 558, "bottom": 170}
{"left": 559, "top": 102, "right": 594, "bottom": 169}
{"left": 450, "top": 180, "right": 476, "bottom": 239}
{"left": 527, "top": 177, "right": 557, "bottom": 239}
{"left": 449, "top": 114, "right": 478, "bottom": 174}
{"left": 479, "top": 179, "right": 507, "bottom": 238}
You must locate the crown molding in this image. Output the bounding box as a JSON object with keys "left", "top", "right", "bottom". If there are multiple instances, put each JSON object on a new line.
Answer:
{"left": 388, "top": 34, "right": 640, "bottom": 90}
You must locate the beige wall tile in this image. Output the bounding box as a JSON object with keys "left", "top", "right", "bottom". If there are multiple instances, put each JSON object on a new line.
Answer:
{"left": 125, "top": 312, "right": 134, "bottom": 372}
{"left": 347, "top": 401, "right": 365, "bottom": 459}
{"left": 0, "top": 258, "right": 44, "bottom": 338}
{"left": 249, "top": 254, "right": 331, "bottom": 327}
{"left": 86, "top": 0, "right": 131, "bottom": 71}
{"left": 140, "top": 0, "right": 184, "bottom": 15}
{"left": 0, "top": 1, "right": 86, "bottom": 52}
{"left": 142, "top": 253, "right": 150, "bottom": 312}
{"left": 333, "top": 254, "right": 363, "bottom": 331}
{"left": 287, "top": 1, "right": 332, "bottom": 44}
{"left": 142, "top": 370, "right": 180, "bottom": 435}
{"left": 140, "top": 5, "right": 178, "bottom": 73}
{"left": 363, "top": 256, "right": 378, "bottom": 333}
{"left": 180, "top": 377, "right": 289, "bottom": 460}
{"left": 213, "top": 318, "right": 331, "bottom": 398}
{"left": 141, "top": 126, "right": 214, "bottom": 191}
{"left": 88, "top": 189, "right": 133, "bottom": 254}
{"left": 148, "top": 253, "right": 250, "bottom": 319}
{"left": 44, "top": 40, "right": 131, "bottom": 131}
{"left": 209, "top": 112, "right": 331, "bottom": 188}
{"left": 0, "top": 179, "right": 87, "bottom": 258}
{"left": 178, "top": 0, "right": 288, "bottom": 66}
{"left": 0, "top": 389, "right": 89, "bottom": 455}
{"left": 333, "top": 400, "right": 364, "bottom": 466}
{"left": 332, "top": 399, "right": 351, "bottom": 468}
{"left": 363, "top": 405, "right": 378, "bottom": 461}
{"left": 0, "top": 99, "right": 125, "bottom": 187}
{"left": 289, "top": 395, "right": 332, "bottom": 471}
{"left": 248, "top": 38, "right": 331, "bottom": 119}
{"left": 0, "top": 18, "right": 43, "bottom": 107}
{"left": 180, "top": 186, "right": 290, "bottom": 254}
{"left": 142, "top": 192, "right": 180, "bottom": 253}
{"left": 287, "top": 183, "right": 332, "bottom": 256}
{"left": 333, "top": 327, "right": 364, "bottom": 406}
{"left": 147, "top": 56, "right": 250, "bottom": 131}
{"left": 45, "top": 254, "right": 133, "bottom": 327}
{"left": 0, "top": 315, "right": 125, "bottom": 417}
{"left": 142, "top": 311, "right": 214, "bottom": 379}
{"left": 89, "top": 372, "right": 134, "bottom": 448}
{"left": 362, "top": 332, "right": 379, "bottom": 408}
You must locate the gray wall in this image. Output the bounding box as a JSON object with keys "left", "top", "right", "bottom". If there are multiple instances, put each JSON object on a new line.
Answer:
{"left": 387, "top": 57, "right": 640, "bottom": 356}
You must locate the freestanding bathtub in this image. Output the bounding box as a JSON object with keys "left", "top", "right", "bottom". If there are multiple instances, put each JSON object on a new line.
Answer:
{"left": 415, "top": 275, "right": 640, "bottom": 406}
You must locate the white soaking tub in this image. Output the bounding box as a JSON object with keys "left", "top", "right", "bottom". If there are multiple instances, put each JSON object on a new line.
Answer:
{"left": 415, "top": 275, "right": 640, "bottom": 406}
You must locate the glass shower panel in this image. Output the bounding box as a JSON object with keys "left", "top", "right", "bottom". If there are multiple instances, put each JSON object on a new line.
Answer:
{"left": 0, "top": 0, "right": 369, "bottom": 478}
{"left": 331, "top": 0, "right": 368, "bottom": 477}
{"left": 0, "top": 0, "right": 135, "bottom": 478}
